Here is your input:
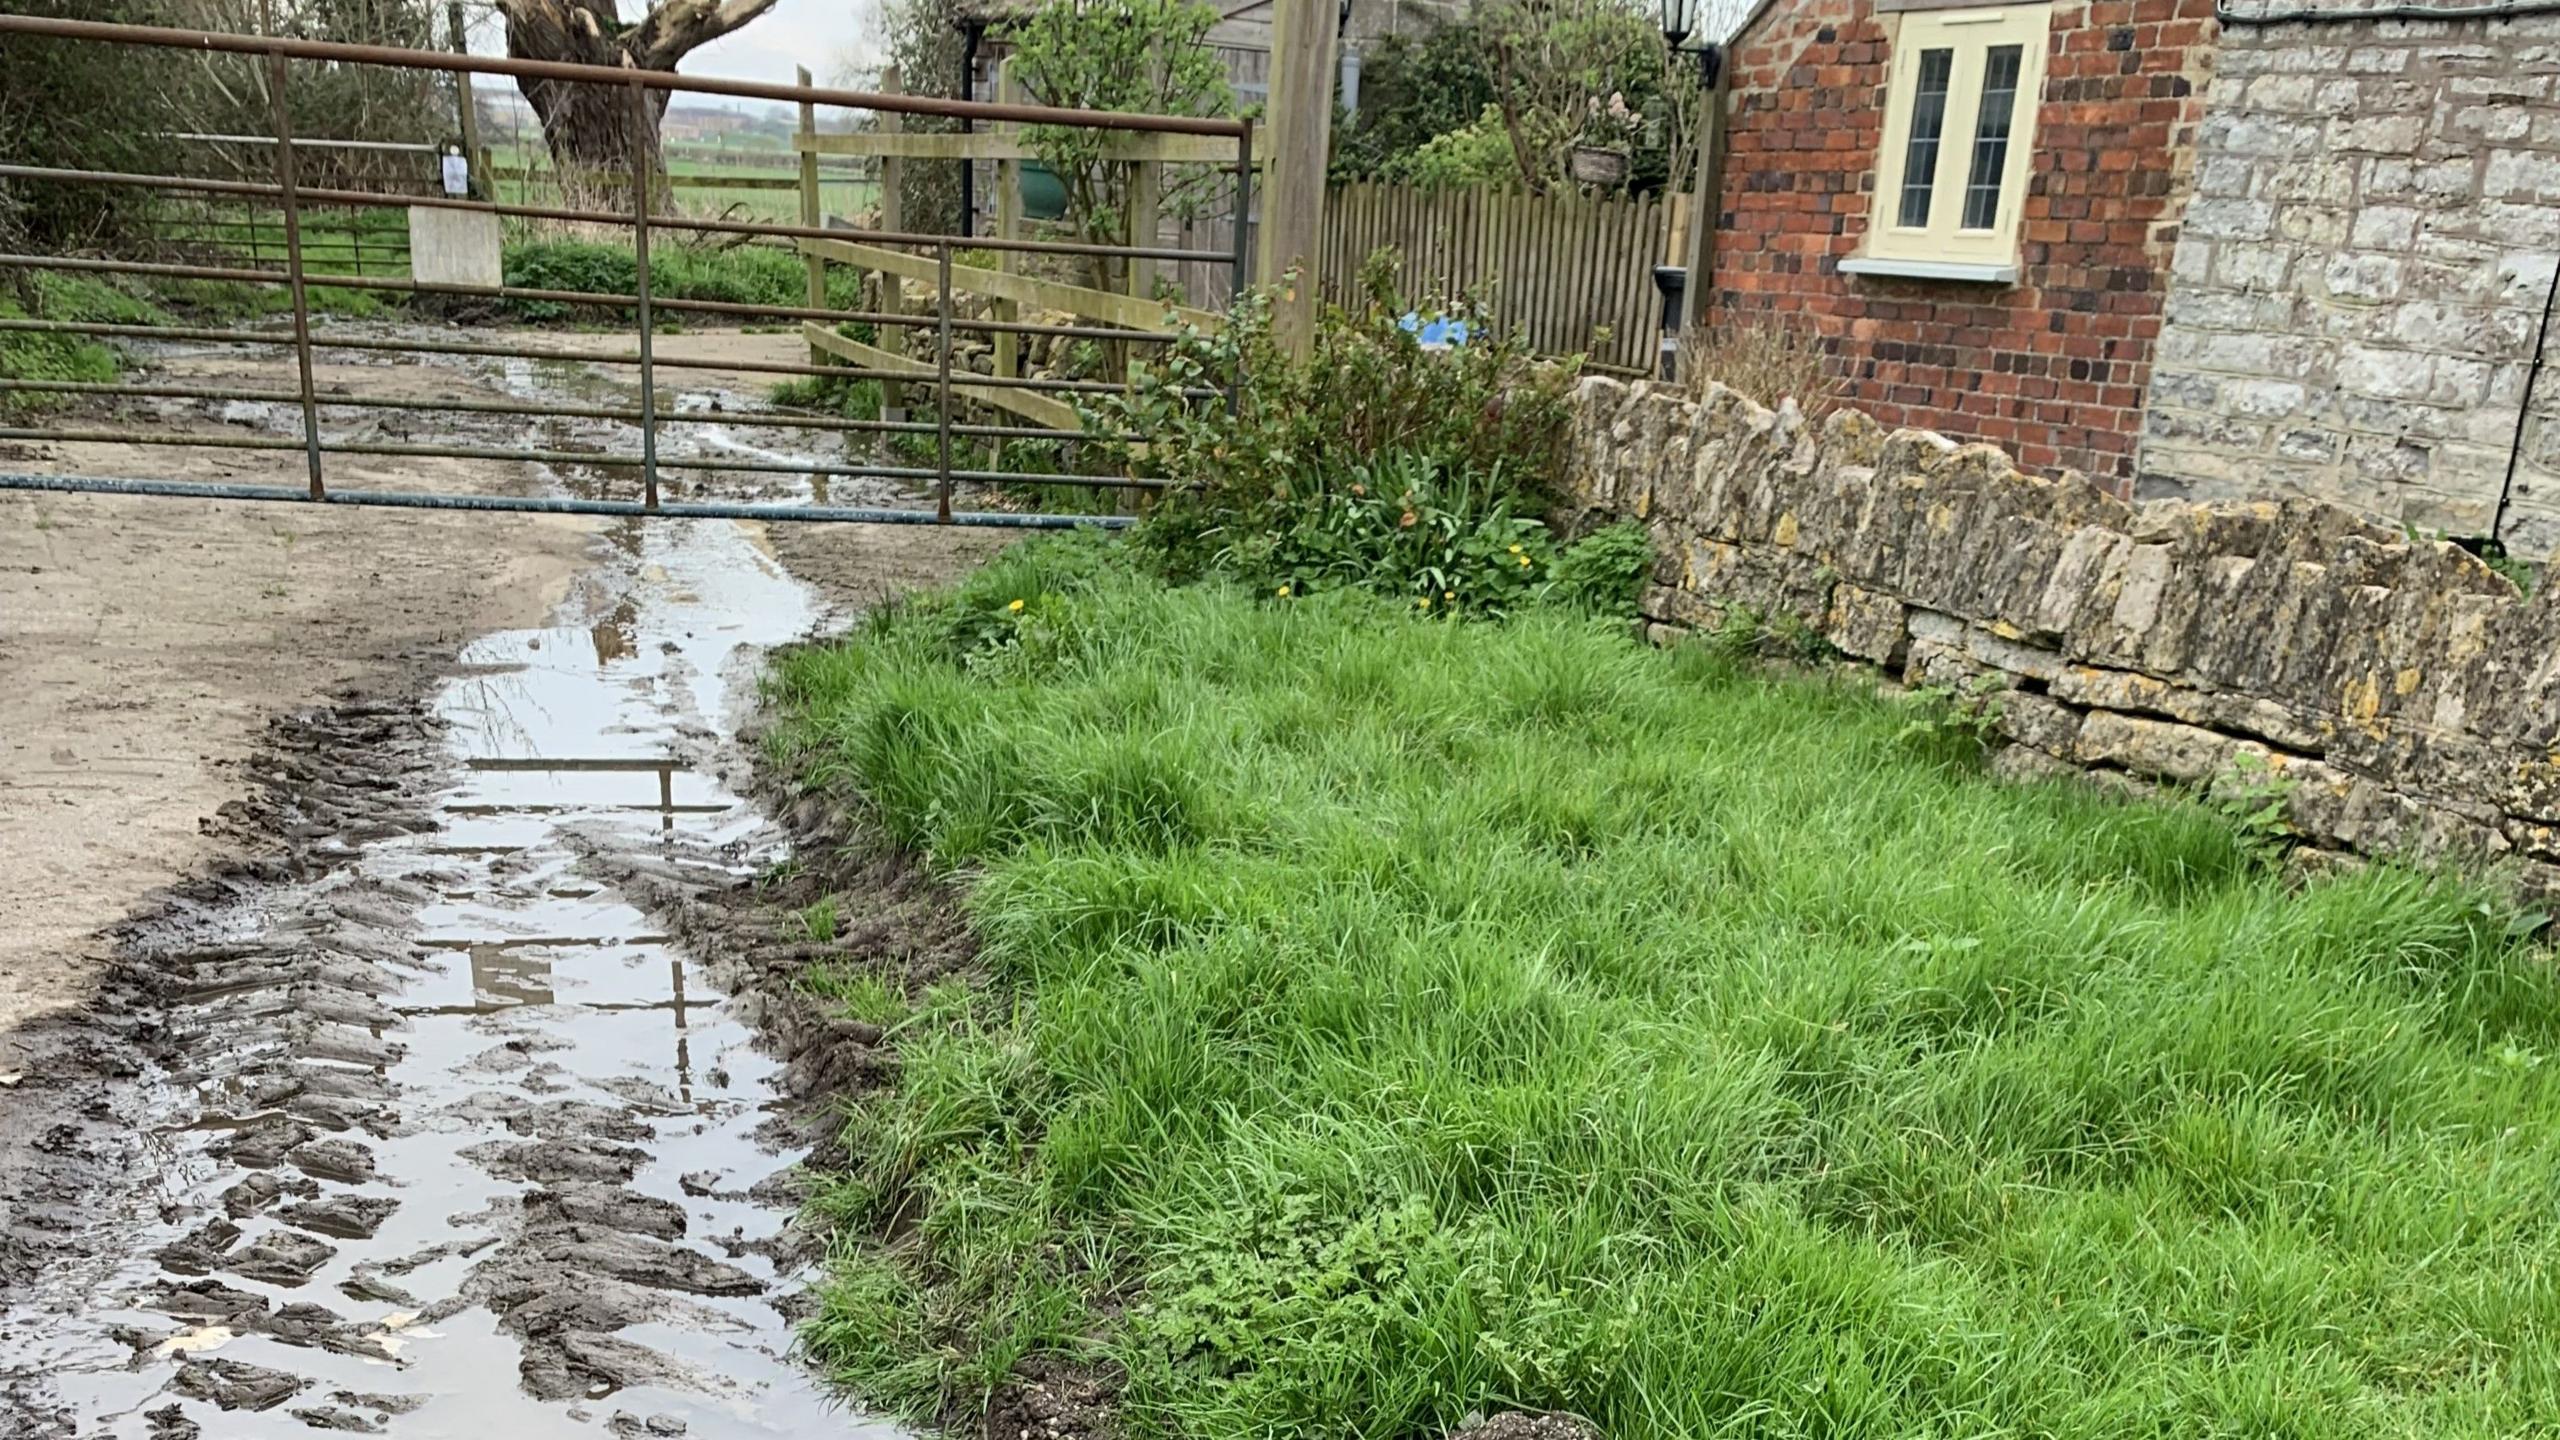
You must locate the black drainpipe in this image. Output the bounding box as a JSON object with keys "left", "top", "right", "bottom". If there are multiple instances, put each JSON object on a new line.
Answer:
{"left": 957, "top": 20, "right": 985, "bottom": 239}
{"left": 2492, "top": 254, "right": 2559, "bottom": 547}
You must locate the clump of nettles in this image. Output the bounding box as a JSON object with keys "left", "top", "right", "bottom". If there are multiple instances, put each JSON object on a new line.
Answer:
{"left": 1087, "top": 255, "right": 1651, "bottom": 618}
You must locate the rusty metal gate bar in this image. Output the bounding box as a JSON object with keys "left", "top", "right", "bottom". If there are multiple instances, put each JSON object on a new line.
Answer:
{"left": 0, "top": 13, "right": 1253, "bottom": 528}
{"left": 628, "top": 81, "right": 661, "bottom": 513}
{"left": 265, "top": 51, "right": 324, "bottom": 501}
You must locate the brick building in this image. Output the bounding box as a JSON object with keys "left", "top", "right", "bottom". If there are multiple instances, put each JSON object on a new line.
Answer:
{"left": 1709, "top": 0, "right": 2219, "bottom": 486}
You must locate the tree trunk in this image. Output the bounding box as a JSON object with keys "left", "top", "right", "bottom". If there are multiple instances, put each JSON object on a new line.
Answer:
{"left": 493, "top": 0, "right": 779, "bottom": 202}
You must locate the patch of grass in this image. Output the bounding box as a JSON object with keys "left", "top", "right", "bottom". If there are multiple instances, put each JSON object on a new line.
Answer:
{"left": 769, "top": 537, "right": 2560, "bottom": 1440}
{"left": 799, "top": 895, "right": 842, "bottom": 944}
{"left": 503, "top": 238, "right": 865, "bottom": 323}
{"left": 0, "top": 272, "right": 158, "bottom": 411}
{"left": 804, "top": 967, "right": 911, "bottom": 1029}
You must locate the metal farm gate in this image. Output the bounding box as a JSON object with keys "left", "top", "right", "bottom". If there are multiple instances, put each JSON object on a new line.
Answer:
{"left": 0, "top": 14, "right": 1253, "bottom": 529}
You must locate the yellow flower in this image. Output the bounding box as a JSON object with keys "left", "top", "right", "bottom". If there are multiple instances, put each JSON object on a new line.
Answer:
{"left": 1276, "top": 584, "right": 1292, "bottom": 597}
{"left": 1007, "top": 598, "right": 1025, "bottom": 612}
{"left": 1517, "top": 554, "right": 1532, "bottom": 567}
{"left": 1443, "top": 589, "right": 1456, "bottom": 600}
{"left": 1417, "top": 596, "right": 1431, "bottom": 610}
{"left": 1507, "top": 544, "right": 1524, "bottom": 555}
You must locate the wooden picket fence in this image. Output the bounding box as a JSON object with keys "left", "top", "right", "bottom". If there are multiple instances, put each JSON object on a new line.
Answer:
{"left": 1318, "top": 181, "right": 1673, "bottom": 376}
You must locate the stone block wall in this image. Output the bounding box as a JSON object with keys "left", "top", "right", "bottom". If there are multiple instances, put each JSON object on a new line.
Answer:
{"left": 2136, "top": 15, "right": 2560, "bottom": 558}
{"left": 1568, "top": 373, "right": 2560, "bottom": 897}
{"left": 1715, "top": 0, "right": 2217, "bottom": 485}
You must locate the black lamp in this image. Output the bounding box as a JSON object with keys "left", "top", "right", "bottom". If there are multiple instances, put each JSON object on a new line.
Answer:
{"left": 1659, "top": 0, "right": 1695, "bottom": 50}
{"left": 1652, "top": 0, "right": 1712, "bottom": 377}
{"left": 1659, "top": 0, "right": 1722, "bottom": 85}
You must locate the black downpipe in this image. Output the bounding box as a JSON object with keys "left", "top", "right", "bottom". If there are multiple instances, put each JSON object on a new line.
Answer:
{"left": 957, "top": 21, "right": 984, "bottom": 239}
{"left": 2493, "top": 257, "right": 2560, "bottom": 546}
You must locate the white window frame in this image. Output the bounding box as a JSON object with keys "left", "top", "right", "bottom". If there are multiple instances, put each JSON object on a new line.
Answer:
{"left": 1849, "top": 3, "right": 2051, "bottom": 283}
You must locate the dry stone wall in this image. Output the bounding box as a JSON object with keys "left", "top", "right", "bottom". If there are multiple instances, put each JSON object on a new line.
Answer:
{"left": 1568, "top": 374, "right": 2560, "bottom": 898}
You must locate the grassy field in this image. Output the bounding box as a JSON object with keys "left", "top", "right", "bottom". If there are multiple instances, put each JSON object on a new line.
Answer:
{"left": 483, "top": 141, "right": 878, "bottom": 225}
{"left": 148, "top": 201, "right": 416, "bottom": 278}
{"left": 769, "top": 537, "right": 2560, "bottom": 1440}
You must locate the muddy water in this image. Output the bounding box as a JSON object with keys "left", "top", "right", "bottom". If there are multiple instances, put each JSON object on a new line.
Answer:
{"left": 0, "top": 346, "right": 919, "bottom": 1436}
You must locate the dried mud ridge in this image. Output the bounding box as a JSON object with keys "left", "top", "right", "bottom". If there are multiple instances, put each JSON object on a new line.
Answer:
{"left": 0, "top": 695, "right": 454, "bottom": 1436}
{"left": 0, "top": 680, "right": 957, "bottom": 1437}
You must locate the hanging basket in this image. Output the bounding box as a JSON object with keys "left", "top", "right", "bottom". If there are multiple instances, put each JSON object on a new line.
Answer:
{"left": 1569, "top": 145, "right": 1630, "bottom": 186}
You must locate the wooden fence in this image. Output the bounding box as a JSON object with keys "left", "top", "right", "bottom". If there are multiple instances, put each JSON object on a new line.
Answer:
{"left": 789, "top": 61, "right": 1245, "bottom": 432}
{"left": 1317, "top": 182, "right": 1673, "bottom": 376}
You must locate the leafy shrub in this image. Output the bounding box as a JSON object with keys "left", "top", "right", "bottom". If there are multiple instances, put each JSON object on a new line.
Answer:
{"left": 1005, "top": 0, "right": 1232, "bottom": 292}
{"left": 1090, "top": 256, "right": 1620, "bottom": 613}
{"left": 1543, "top": 520, "right": 1654, "bottom": 616}
{"left": 501, "top": 241, "right": 639, "bottom": 321}
{"left": 1180, "top": 449, "right": 1548, "bottom": 615}
{"left": 1374, "top": 106, "right": 1521, "bottom": 187}
{"left": 1331, "top": 21, "right": 1501, "bottom": 182}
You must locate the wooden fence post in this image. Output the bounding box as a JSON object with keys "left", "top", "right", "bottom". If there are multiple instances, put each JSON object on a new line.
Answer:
{"left": 1259, "top": 0, "right": 1337, "bottom": 358}
{"left": 1128, "top": 159, "right": 1162, "bottom": 307}
{"left": 1680, "top": 57, "right": 1727, "bottom": 341}
{"left": 878, "top": 65, "right": 907, "bottom": 426}
{"left": 797, "top": 65, "right": 826, "bottom": 369}
{"left": 993, "top": 60, "right": 1022, "bottom": 387}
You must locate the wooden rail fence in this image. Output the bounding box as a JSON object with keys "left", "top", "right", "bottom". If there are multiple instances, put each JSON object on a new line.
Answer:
{"left": 786, "top": 61, "right": 1246, "bottom": 433}
{"left": 1317, "top": 182, "right": 1672, "bottom": 376}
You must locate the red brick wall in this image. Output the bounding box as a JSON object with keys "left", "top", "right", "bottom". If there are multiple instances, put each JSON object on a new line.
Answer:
{"left": 1711, "top": 0, "right": 2216, "bottom": 487}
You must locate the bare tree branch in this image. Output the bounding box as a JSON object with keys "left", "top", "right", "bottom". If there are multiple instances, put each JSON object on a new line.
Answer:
{"left": 487, "top": 1, "right": 782, "bottom": 183}
{"left": 626, "top": 0, "right": 781, "bottom": 69}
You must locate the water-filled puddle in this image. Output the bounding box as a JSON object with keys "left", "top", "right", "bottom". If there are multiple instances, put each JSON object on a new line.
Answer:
{"left": 1, "top": 451, "right": 902, "bottom": 1435}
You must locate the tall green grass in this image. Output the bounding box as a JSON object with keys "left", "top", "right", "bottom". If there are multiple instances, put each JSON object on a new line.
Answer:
{"left": 770, "top": 537, "right": 2560, "bottom": 1440}
{"left": 499, "top": 238, "right": 863, "bottom": 322}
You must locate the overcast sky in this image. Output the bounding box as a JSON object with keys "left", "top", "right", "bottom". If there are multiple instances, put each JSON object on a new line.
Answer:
{"left": 466, "top": 1, "right": 885, "bottom": 91}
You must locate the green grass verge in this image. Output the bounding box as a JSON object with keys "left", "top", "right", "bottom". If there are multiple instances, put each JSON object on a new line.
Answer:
{"left": 0, "top": 266, "right": 403, "bottom": 417}
{"left": 500, "top": 238, "right": 862, "bottom": 322}
{"left": 769, "top": 537, "right": 2560, "bottom": 1440}
{"left": 0, "top": 272, "right": 165, "bottom": 411}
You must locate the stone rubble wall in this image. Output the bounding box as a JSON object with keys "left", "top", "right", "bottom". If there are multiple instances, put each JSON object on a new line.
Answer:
{"left": 1569, "top": 374, "right": 2560, "bottom": 898}
{"left": 2135, "top": 15, "right": 2560, "bottom": 558}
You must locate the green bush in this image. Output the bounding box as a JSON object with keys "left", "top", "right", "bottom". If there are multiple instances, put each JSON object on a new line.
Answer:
{"left": 1331, "top": 20, "right": 1501, "bottom": 182}
{"left": 1091, "top": 257, "right": 1609, "bottom": 613}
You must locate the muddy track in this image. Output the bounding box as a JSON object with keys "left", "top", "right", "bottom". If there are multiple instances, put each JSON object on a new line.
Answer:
{"left": 0, "top": 333, "right": 1002, "bottom": 1438}
{"left": 0, "top": 647, "right": 862, "bottom": 1436}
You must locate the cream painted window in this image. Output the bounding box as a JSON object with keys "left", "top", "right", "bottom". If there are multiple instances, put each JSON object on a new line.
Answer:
{"left": 1863, "top": 4, "right": 2051, "bottom": 274}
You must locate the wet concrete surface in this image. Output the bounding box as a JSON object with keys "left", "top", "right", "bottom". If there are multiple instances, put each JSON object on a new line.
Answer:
{"left": 0, "top": 339, "right": 964, "bottom": 1437}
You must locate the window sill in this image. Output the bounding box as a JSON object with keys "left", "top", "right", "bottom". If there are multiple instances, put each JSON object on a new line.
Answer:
{"left": 1839, "top": 256, "right": 2019, "bottom": 285}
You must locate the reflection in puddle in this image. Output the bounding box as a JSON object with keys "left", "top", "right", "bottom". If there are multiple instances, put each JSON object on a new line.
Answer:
{"left": 589, "top": 598, "right": 639, "bottom": 666}
{"left": 0, "top": 431, "right": 906, "bottom": 1435}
